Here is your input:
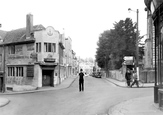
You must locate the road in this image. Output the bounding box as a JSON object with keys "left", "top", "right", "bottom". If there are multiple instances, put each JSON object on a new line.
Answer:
{"left": 0, "top": 76, "right": 153, "bottom": 115}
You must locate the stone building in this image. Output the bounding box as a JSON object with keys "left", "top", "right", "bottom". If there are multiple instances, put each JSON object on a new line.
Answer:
{"left": 0, "top": 14, "right": 78, "bottom": 91}
{"left": 0, "top": 14, "right": 63, "bottom": 90}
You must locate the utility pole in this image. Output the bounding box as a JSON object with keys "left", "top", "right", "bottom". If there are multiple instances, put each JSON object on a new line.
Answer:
{"left": 136, "top": 9, "right": 139, "bottom": 80}
{"left": 128, "top": 8, "right": 139, "bottom": 79}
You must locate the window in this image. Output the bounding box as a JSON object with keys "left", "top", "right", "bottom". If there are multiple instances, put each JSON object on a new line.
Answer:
{"left": 48, "top": 43, "right": 52, "bottom": 52}
{"left": 16, "top": 67, "right": 23, "bottom": 77}
{"left": 44, "top": 43, "right": 48, "bottom": 52}
{"left": 44, "top": 42, "right": 56, "bottom": 52}
{"left": 52, "top": 43, "right": 56, "bottom": 52}
{"left": 8, "top": 67, "right": 23, "bottom": 77}
{"left": 36, "top": 43, "right": 41, "bottom": 52}
{"left": 8, "top": 45, "right": 15, "bottom": 54}
{"left": 8, "top": 67, "right": 15, "bottom": 76}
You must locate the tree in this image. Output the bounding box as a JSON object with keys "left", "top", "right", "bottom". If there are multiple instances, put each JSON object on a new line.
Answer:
{"left": 96, "top": 18, "right": 140, "bottom": 70}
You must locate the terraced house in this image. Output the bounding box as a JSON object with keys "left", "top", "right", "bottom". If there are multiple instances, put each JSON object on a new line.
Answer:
{"left": 0, "top": 14, "right": 78, "bottom": 91}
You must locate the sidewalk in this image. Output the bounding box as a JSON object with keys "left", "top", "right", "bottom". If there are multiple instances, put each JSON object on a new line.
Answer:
{"left": 0, "top": 76, "right": 77, "bottom": 107}
{"left": 106, "top": 77, "right": 163, "bottom": 115}
{"left": 108, "top": 96, "right": 163, "bottom": 115}
{"left": 106, "top": 77, "right": 154, "bottom": 88}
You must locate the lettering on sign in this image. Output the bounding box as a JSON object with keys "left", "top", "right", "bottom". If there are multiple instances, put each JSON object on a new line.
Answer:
{"left": 44, "top": 58, "right": 55, "bottom": 62}
{"left": 8, "top": 55, "right": 29, "bottom": 59}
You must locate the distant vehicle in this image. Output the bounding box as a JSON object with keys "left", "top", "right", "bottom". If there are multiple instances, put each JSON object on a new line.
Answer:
{"left": 92, "top": 72, "right": 102, "bottom": 78}
{"left": 96, "top": 72, "right": 102, "bottom": 78}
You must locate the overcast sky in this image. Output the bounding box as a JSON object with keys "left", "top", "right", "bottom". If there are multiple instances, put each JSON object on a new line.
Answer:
{"left": 0, "top": 0, "right": 147, "bottom": 59}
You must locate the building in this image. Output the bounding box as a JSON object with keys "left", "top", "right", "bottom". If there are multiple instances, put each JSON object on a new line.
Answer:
{"left": 144, "top": 0, "right": 163, "bottom": 109}
{"left": 144, "top": 9, "right": 154, "bottom": 69}
{"left": 0, "top": 14, "right": 63, "bottom": 91}
{"left": 64, "top": 37, "right": 73, "bottom": 78}
{"left": 0, "top": 14, "right": 78, "bottom": 92}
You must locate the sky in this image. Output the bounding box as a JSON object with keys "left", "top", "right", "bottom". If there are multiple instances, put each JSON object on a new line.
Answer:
{"left": 0, "top": 0, "right": 147, "bottom": 59}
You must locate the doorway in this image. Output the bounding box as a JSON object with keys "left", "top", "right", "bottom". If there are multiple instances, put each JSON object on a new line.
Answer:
{"left": 42, "top": 70, "right": 54, "bottom": 86}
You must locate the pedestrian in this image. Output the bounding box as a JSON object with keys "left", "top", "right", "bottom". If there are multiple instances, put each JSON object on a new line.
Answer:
{"left": 125, "top": 68, "right": 131, "bottom": 87}
{"left": 131, "top": 71, "right": 139, "bottom": 87}
{"left": 79, "top": 69, "right": 84, "bottom": 92}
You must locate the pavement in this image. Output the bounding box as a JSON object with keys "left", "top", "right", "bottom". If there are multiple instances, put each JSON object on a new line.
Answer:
{"left": 106, "top": 77, "right": 155, "bottom": 88}
{"left": 106, "top": 77, "right": 163, "bottom": 115}
{"left": 0, "top": 75, "right": 78, "bottom": 108}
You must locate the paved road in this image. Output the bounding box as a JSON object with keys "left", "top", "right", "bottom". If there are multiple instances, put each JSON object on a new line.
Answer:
{"left": 0, "top": 76, "right": 153, "bottom": 115}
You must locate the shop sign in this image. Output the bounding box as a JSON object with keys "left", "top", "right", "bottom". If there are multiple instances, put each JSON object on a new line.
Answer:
{"left": 124, "top": 60, "right": 133, "bottom": 65}
{"left": 44, "top": 58, "right": 55, "bottom": 62}
{"left": 44, "top": 54, "right": 55, "bottom": 62}
{"left": 8, "top": 55, "right": 29, "bottom": 59}
{"left": 27, "top": 65, "right": 34, "bottom": 77}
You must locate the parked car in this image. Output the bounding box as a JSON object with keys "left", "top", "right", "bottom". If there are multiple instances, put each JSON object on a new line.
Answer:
{"left": 91, "top": 72, "right": 102, "bottom": 78}
{"left": 96, "top": 72, "right": 102, "bottom": 78}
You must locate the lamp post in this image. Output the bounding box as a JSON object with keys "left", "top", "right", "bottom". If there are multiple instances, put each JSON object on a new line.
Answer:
{"left": 128, "top": 8, "right": 139, "bottom": 80}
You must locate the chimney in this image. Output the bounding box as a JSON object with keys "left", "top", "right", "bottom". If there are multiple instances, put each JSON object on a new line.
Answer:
{"left": 26, "top": 14, "right": 33, "bottom": 39}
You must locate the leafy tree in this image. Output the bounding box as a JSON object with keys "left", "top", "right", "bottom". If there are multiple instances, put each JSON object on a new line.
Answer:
{"left": 96, "top": 18, "right": 141, "bottom": 70}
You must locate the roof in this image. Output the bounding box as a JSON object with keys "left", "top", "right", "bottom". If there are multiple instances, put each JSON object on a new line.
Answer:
{"left": 1, "top": 24, "right": 45, "bottom": 45}
{"left": 0, "top": 30, "right": 7, "bottom": 40}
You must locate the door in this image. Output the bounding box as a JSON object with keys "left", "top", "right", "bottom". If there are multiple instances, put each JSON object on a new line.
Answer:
{"left": 42, "top": 70, "right": 53, "bottom": 86}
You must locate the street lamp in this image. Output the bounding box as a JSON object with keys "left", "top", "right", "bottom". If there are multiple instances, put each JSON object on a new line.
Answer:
{"left": 128, "top": 8, "right": 139, "bottom": 79}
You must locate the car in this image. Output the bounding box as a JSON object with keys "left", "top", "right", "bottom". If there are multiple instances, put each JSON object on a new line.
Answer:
{"left": 96, "top": 72, "right": 102, "bottom": 78}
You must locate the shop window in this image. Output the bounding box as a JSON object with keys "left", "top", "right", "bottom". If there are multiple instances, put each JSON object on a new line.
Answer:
{"left": 36, "top": 42, "right": 41, "bottom": 52}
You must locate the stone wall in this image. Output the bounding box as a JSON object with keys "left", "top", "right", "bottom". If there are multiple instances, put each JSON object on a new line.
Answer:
{"left": 109, "top": 70, "right": 126, "bottom": 81}
{"left": 140, "top": 70, "right": 155, "bottom": 83}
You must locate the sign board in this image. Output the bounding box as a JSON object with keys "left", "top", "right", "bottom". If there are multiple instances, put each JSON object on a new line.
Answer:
{"left": 124, "top": 56, "right": 133, "bottom": 60}
{"left": 124, "top": 60, "right": 133, "bottom": 65}
{"left": 27, "top": 65, "right": 34, "bottom": 77}
{"left": 44, "top": 58, "right": 55, "bottom": 62}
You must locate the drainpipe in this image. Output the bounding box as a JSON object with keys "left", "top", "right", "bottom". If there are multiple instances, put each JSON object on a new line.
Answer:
{"left": 2, "top": 45, "right": 5, "bottom": 92}
{"left": 58, "top": 43, "right": 61, "bottom": 84}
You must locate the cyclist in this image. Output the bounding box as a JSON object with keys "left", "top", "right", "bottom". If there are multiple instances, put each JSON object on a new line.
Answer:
{"left": 130, "top": 71, "right": 139, "bottom": 87}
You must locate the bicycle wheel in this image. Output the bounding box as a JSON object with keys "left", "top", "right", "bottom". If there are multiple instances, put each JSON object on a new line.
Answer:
{"left": 138, "top": 80, "right": 144, "bottom": 87}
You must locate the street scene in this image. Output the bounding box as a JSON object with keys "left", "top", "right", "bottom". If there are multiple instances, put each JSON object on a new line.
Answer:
{"left": 0, "top": 76, "right": 154, "bottom": 115}
{"left": 0, "top": 0, "right": 163, "bottom": 115}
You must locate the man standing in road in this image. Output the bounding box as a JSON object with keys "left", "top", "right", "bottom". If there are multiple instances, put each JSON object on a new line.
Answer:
{"left": 79, "top": 69, "right": 84, "bottom": 92}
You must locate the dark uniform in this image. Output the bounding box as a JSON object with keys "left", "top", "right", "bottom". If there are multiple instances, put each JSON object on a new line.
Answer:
{"left": 125, "top": 69, "right": 131, "bottom": 86}
{"left": 79, "top": 71, "right": 84, "bottom": 91}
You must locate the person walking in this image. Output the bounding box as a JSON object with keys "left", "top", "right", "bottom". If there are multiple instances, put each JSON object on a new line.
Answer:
{"left": 125, "top": 68, "right": 131, "bottom": 87}
{"left": 79, "top": 69, "right": 84, "bottom": 92}
{"left": 131, "top": 71, "right": 139, "bottom": 87}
